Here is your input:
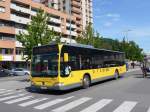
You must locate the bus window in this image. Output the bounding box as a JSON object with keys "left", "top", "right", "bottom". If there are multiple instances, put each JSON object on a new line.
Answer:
{"left": 31, "top": 54, "right": 58, "bottom": 77}
{"left": 60, "top": 55, "right": 80, "bottom": 74}
{"left": 80, "top": 56, "right": 92, "bottom": 70}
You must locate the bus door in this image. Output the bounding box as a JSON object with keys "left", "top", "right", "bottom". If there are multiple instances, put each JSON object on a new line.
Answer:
{"left": 60, "top": 53, "right": 81, "bottom": 85}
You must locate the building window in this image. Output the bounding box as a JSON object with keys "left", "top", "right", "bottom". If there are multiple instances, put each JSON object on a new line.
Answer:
{"left": 16, "top": 48, "right": 22, "bottom": 55}
{"left": 0, "top": 0, "right": 5, "bottom": 2}
{"left": 0, "top": 6, "right": 5, "bottom": 13}
{"left": 61, "top": 18, "right": 64, "bottom": 22}
{"left": 0, "top": 48, "right": 13, "bottom": 55}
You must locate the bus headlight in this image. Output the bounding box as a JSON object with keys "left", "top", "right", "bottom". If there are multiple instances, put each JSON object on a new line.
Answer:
{"left": 54, "top": 82, "right": 64, "bottom": 87}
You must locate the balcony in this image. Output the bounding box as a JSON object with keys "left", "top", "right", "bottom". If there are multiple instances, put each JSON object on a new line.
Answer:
{"left": 15, "top": 28, "right": 28, "bottom": 34}
{"left": 73, "top": 13, "right": 82, "bottom": 19}
{"left": 48, "top": 25, "right": 61, "bottom": 32}
{"left": 0, "top": 40, "right": 15, "bottom": 48}
{"left": 31, "top": 11, "right": 37, "bottom": 16}
{"left": 15, "top": 55, "right": 27, "bottom": 62}
{"left": 50, "top": 18, "right": 61, "bottom": 24}
{"left": 72, "top": 1, "right": 81, "bottom": 8}
{"left": 10, "top": 3, "right": 30, "bottom": 14}
{"left": 72, "top": 7, "right": 81, "bottom": 14}
{"left": 66, "top": 30, "right": 77, "bottom": 37}
{"left": 10, "top": 14, "right": 31, "bottom": 24}
{"left": 0, "top": 26, "right": 15, "bottom": 35}
{"left": 15, "top": 41, "right": 23, "bottom": 48}
{"left": 66, "top": 23, "right": 76, "bottom": 29}
{"left": 76, "top": 20, "right": 82, "bottom": 25}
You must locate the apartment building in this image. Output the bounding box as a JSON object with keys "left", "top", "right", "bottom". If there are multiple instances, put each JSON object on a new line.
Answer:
{"left": 60, "top": 0, "right": 93, "bottom": 30}
{"left": 82, "top": 0, "right": 93, "bottom": 30}
{"left": 0, "top": 0, "right": 78, "bottom": 68}
{"left": 42, "top": 0, "right": 93, "bottom": 33}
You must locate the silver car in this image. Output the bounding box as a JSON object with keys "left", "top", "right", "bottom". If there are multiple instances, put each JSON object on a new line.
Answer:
{"left": 10, "top": 68, "right": 30, "bottom": 76}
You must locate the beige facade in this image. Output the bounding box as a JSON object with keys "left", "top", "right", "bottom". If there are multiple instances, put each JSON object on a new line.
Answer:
{"left": 42, "top": 0, "right": 93, "bottom": 33}
{"left": 57, "top": 0, "right": 82, "bottom": 34}
{"left": 0, "top": 0, "right": 78, "bottom": 67}
{"left": 57, "top": 0, "right": 93, "bottom": 31}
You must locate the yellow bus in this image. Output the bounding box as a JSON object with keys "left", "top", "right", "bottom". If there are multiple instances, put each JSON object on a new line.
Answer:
{"left": 30, "top": 43, "right": 126, "bottom": 90}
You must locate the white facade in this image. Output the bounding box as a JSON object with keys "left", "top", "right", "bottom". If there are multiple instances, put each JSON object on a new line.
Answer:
{"left": 82, "top": 0, "right": 93, "bottom": 29}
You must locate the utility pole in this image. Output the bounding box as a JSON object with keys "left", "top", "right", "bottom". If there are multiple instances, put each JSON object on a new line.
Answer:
{"left": 69, "top": 0, "right": 72, "bottom": 44}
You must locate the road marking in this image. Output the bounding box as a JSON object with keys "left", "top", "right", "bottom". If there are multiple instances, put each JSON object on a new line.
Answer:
{"left": 80, "top": 99, "right": 113, "bottom": 112}
{"left": 34, "top": 96, "right": 74, "bottom": 110}
{"left": 52, "top": 97, "right": 92, "bottom": 112}
{"left": 0, "top": 90, "right": 22, "bottom": 97}
{"left": 147, "top": 107, "right": 150, "bottom": 112}
{"left": 5, "top": 96, "right": 33, "bottom": 104}
{"left": 0, "top": 93, "right": 27, "bottom": 102}
{"left": 113, "top": 101, "right": 137, "bottom": 112}
{"left": 0, "top": 89, "right": 6, "bottom": 91}
{"left": 0, "top": 90, "right": 13, "bottom": 94}
{"left": 19, "top": 98, "right": 48, "bottom": 107}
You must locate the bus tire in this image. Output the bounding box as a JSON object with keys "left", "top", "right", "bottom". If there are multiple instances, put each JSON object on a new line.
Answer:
{"left": 82, "top": 75, "right": 91, "bottom": 89}
{"left": 114, "top": 70, "right": 119, "bottom": 80}
{"left": 25, "top": 73, "right": 29, "bottom": 75}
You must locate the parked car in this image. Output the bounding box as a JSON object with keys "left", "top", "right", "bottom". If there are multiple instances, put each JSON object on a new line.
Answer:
{"left": 9, "top": 68, "right": 30, "bottom": 76}
{"left": 0, "top": 69, "right": 8, "bottom": 77}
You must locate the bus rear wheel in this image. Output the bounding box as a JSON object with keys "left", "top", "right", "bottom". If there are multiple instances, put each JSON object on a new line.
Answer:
{"left": 82, "top": 75, "right": 91, "bottom": 89}
{"left": 114, "top": 70, "right": 119, "bottom": 80}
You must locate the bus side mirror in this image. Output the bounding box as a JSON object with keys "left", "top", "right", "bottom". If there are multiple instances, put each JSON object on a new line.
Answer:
{"left": 64, "top": 53, "right": 69, "bottom": 62}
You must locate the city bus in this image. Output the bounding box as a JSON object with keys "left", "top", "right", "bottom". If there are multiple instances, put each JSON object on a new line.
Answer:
{"left": 30, "top": 43, "right": 126, "bottom": 90}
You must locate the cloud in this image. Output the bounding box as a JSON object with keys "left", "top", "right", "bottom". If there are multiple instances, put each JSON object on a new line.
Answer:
{"left": 94, "top": 13, "right": 121, "bottom": 21}
{"left": 95, "top": 0, "right": 112, "bottom": 6}
{"left": 99, "top": 13, "right": 121, "bottom": 27}
{"left": 103, "top": 22, "right": 113, "bottom": 27}
{"left": 94, "top": 15, "right": 103, "bottom": 19}
{"left": 129, "top": 28, "right": 150, "bottom": 38}
{"left": 106, "top": 13, "right": 121, "bottom": 18}
{"left": 106, "top": 13, "right": 121, "bottom": 22}
{"left": 94, "top": 8, "right": 101, "bottom": 12}
{"left": 112, "top": 18, "right": 120, "bottom": 21}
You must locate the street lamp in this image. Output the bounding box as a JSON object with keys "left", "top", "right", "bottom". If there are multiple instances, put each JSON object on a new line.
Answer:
{"left": 123, "top": 29, "right": 132, "bottom": 42}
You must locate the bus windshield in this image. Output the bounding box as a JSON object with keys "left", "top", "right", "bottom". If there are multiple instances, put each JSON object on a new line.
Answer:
{"left": 31, "top": 53, "right": 58, "bottom": 77}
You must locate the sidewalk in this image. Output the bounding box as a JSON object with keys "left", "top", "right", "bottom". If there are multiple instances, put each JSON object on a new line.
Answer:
{"left": 127, "top": 67, "right": 141, "bottom": 73}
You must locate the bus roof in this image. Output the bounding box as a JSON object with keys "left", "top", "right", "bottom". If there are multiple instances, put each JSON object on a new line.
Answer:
{"left": 33, "top": 43, "right": 124, "bottom": 54}
{"left": 63, "top": 43, "right": 124, "bottom": 54}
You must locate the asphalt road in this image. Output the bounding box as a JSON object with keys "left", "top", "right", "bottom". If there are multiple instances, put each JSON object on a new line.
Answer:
{"left": 0, "top": 68, "right": 150, "bottom": 112}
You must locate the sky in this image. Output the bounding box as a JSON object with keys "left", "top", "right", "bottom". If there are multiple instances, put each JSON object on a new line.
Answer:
{"left": 93, "top": 0, "right": 150, "bottom": 53}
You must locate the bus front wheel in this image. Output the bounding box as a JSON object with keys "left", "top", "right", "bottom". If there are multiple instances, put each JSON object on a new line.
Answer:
{"left": 82, "top": 75, "right": 91, "bottom": 89}
{"left": 114, "top": 70, "right": 119, "bottom": 80}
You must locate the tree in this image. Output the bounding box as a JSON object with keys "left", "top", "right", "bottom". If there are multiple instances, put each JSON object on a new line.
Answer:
{"left": 76, "top": 22, "right": 144, "bottom": 61}
{"left": 127, "top": 41, "right": 144, "bottom": 61}
{"left": 76, "top": 22, "right": 95, "bottom": 46}
{"left": 16, "top": 9, "right": 57, "bottom": 61}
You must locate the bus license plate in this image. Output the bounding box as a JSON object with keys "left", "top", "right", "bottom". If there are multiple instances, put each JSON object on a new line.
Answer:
{"left": 41, "top": 86, "right": 47, "bottom": 89}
